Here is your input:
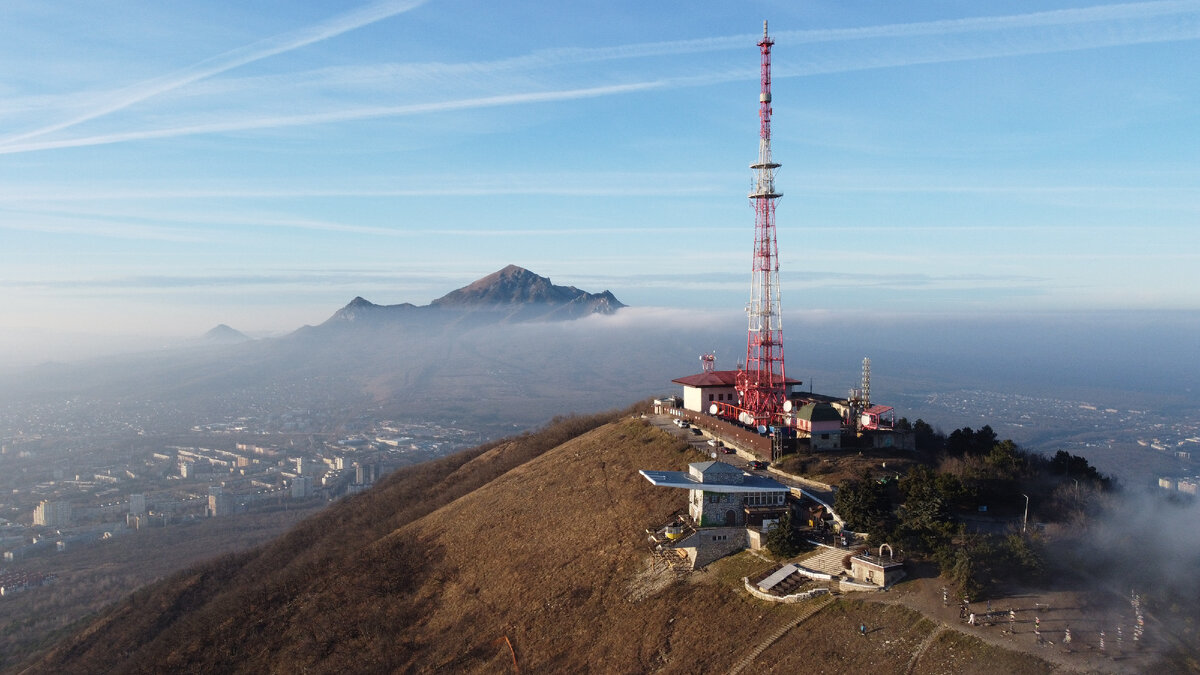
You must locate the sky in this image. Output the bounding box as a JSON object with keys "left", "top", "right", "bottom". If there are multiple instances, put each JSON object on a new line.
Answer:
{"left": 1, "top": 0, "right": 1199, "bottom": 364}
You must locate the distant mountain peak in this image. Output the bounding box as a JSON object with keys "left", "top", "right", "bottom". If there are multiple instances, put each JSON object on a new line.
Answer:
{"left": 321, "top": 266, "right": 624, "bottom": 328}
{"left": 431, "top": 265, "right": 624, "bottom": 315}
{"left": 203, "top": 324, "right": 250, "bottom": 343}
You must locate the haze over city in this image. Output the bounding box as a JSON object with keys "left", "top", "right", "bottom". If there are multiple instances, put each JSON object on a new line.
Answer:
{"left": 2, "top": 0, "right": 1198, "bottom": 366}
{"left": 6, "top": 4, "right": 1200, "bottom": 672}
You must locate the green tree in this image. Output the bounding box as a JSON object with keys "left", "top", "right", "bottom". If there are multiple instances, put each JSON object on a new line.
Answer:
{"left": 835, "top": 473, "right": 896, "bottom": 540}
{"left": 912, "top": 419, "right": 941, "bottom": 452}
{"left": 765, "top": 510, "right": 801, "bottom": 558}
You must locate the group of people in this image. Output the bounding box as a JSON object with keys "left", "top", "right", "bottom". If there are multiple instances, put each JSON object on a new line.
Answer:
{"left": 943, "top": 588, "right": 1146, "bottom": 657}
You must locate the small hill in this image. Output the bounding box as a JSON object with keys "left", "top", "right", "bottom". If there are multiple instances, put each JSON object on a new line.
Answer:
{"left": 22, "top": 412, "right": 1059, "bottom": 674}
{"left": 201, "top": 324, "right": 250, "bottom": 343}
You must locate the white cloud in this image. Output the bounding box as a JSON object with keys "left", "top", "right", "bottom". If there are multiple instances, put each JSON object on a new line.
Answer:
{"left": 3, "top": 2, "right": 1199, "bottom": 154}
{"left": 0, "top": 0, "right": 431, "bottom": 148}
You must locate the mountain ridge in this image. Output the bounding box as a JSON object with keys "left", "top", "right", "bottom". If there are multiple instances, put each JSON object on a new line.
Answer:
{"left": 321, "top": 265, "right": 624, "bottom": 327}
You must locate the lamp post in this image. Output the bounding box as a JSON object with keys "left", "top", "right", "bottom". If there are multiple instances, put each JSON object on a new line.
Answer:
{"left": 1021, "top": 493, "right": 1030, "bottom": 534}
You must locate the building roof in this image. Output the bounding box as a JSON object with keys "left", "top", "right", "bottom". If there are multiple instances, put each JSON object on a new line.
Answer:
{"left": 639, "top": 466, "right": 789, "bottom": 493}
{"left": 851, "top": 553, "right": 905, "bottom": 569}
{"left": 672, "top": 370, "right": 740, "bottom": 387}
{"left": 864, "top": 405, "right": 894, "bottom": 415}
{"left": 688, "top": 460, "right": 745, "bottom": 482}
{"left": 794, "top": 402, "right": 843, "bottom": 423}
{"left": 672, "top": 370, "right": 803, "bottom": 388}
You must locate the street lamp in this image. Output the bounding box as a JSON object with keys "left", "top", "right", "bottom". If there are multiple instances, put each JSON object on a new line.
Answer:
{"left": 1021, "top": 493, "right": 1030, "bottom": 534}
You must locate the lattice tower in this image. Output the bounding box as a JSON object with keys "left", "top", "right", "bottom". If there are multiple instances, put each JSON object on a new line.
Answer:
{"left": 736, "top": 20, "right": 787, "bottom": 427}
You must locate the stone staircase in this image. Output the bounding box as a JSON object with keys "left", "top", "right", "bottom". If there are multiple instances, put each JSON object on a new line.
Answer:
{"left": 797, "top": 546, "right": 850, "bottom": 577}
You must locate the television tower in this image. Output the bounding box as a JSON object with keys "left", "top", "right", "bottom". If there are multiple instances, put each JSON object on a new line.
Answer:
{"left": 735, "top": 20, "right": 787, "bottom": 428}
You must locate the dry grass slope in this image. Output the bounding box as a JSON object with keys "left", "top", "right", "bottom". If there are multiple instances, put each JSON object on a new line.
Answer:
{"left": 20, "top": 412, "right": 1061, "bottom": 674}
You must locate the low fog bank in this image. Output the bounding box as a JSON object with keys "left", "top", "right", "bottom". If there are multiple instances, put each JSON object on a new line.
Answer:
{"left": 1051, "top": 488, "right": 1200, "bottom": 640}
{"left": 2, "top": 307, "right": 1193, "bottom": 432}
{"left": 0, "top": 329, "right": 195, "bottom": 370}
{"left": 581, "top": 307, "right": 1200, "bottom": 408}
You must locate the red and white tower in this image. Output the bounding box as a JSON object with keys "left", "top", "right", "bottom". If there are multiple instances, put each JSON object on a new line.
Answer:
{"left": 735, "top": 21, "right": 787, "bottom": 428}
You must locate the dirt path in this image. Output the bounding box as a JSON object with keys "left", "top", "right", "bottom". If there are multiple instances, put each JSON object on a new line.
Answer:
{"left": 905, "top": 623, "right": 948, "bottom": 674}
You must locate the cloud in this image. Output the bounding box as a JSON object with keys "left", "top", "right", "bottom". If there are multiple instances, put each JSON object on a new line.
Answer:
{"left": 0, "top": 0, "right": 431, "bottom": 148}
{"left": 0, "top": 82, "right": 663, "bottom": 155}
{"left": 3, "top": 2, "right": 1199, "bottom": 154}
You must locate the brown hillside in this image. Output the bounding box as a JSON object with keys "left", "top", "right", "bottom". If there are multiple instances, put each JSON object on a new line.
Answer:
{"left": 22, "top": 415, "right": 1056, "bottom": 674}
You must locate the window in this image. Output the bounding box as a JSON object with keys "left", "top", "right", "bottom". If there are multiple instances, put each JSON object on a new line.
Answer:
{"left": 709, "top": 394, "right": 714, "bottom": 402}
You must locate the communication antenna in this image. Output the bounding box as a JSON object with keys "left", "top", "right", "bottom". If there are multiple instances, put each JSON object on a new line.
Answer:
{"left": 700, "top": 352, "right": 716, "bottom": 373}
{"left": 862, "top": 357, "right": 871, "bottom": 409}
{"left": 734, "top": 19, "right": 788, "bottom": 427}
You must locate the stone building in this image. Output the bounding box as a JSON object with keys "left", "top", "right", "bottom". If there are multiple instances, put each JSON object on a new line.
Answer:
{"left": 640, "top": 460, "right": 792, "bottom": 568}
{"left": 849, "top": 545, "right": 906, "bottom": 588}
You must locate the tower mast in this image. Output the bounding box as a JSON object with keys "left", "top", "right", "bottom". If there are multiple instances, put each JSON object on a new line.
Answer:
{"left": 736, "top": 20, "right": 787, "bottom": 428}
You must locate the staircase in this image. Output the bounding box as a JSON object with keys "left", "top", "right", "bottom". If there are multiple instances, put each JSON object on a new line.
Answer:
{"left": 798, "top": 546, "right": 850, "bottom": 577}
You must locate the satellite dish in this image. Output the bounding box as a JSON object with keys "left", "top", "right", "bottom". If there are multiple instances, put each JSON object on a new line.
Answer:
{"left": 709, "top": 404, "right": 719, "bottom": 415}
{"left": 783, "top": 400, "right": 793, "bottom": 412}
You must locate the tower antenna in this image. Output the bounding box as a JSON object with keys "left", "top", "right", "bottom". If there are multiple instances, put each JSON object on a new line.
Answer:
{"left": 735, "top": 20, "right": 787, "bottom": 428}
{"left": 862, "top": 357, "right": 871, "bottom": 409}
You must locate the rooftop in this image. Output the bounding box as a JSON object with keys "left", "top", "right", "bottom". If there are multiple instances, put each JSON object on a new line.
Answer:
{"left": 672, "top": 370, "right": 802, "bottom": 388}
{"left": 639, "top": 462, "right": 789, "bottom": 493}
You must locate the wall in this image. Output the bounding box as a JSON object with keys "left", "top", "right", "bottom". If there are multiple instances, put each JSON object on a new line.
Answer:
{"left": 677, "top": 527, "right": 748, "bottom": 569}
{"left": 743, "top": 579, "right": 830, "bottom": 604}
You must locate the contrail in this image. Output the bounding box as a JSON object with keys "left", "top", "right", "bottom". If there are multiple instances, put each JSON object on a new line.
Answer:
{"left": 0, "top": 81, "right": 662, "bottom": 155}
{"left": 0, "top": 0, "right": 430, "bottom": 147}
{"left": 2, "top": 1, "right": 1198, "bottom": 154}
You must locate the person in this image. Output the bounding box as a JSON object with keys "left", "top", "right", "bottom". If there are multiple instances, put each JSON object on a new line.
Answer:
{"left": 968, "top": 613, "right": 976, "bottom": 626}
{"left": 860, "top": 623, "right": 866, "bottom": 637}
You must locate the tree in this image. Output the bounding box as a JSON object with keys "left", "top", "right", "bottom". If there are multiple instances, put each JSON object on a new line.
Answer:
{"left": 765, "top": 510, "right": 801, "bottom": 558}
{"left": 835, "top": 473, "right": 896, "bottom": 540}
{"left": 912, "top": 419, "right": 941, "bottom": 453}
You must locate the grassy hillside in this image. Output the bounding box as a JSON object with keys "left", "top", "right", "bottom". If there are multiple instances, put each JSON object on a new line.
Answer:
{"left": 19, "top": 413, "right": 1057, "bottom": 674}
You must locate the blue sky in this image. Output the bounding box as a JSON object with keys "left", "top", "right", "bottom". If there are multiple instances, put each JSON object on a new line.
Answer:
{"left": 1, "top": 1, "right": 1198, "bottom": 362}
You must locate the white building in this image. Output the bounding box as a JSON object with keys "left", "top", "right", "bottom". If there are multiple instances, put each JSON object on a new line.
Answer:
{"left": 33, "top": 501, "right": 71, "bottom": 528}
{"left": 640, "top": 461, "right": 790, "bottom": 528}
